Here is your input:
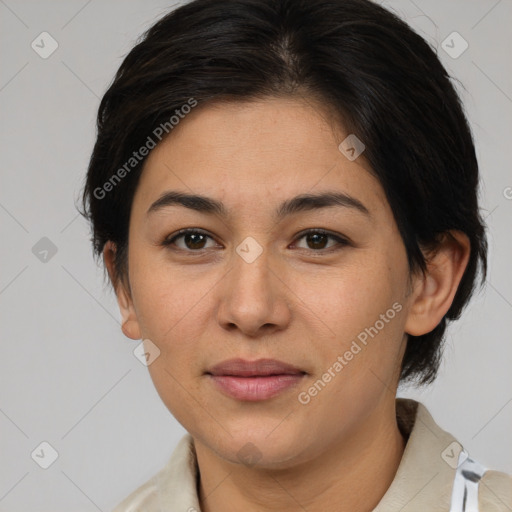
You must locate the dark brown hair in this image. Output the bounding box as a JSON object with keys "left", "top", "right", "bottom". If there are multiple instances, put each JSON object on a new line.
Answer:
{"left": 79, "top": 0, "right": 488, "bottom": 385}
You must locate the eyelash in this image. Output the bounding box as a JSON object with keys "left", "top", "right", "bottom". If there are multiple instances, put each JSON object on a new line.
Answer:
{"left": 161, "top": 228, "right": 350, "bottom": 254}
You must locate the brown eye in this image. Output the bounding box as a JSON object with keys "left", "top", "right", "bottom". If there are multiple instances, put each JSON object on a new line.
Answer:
{"left": 162, "top": 229, "right": 216, "bottom": 251}
{"left": 294, "top": 230, "right": 349, "bottom": 252}
{"left": 304, "top": 232, "right": 330, "bottom": 250}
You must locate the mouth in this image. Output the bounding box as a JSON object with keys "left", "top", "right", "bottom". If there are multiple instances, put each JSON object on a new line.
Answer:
{"left": 205, "top": 358, "right": 307, "bottom": 401}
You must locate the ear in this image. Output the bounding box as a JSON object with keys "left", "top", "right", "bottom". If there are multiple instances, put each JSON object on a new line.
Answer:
{"left": 103, "top": 241, "right": 142, "bottom": 340}
{"left": 404, "top": 231, "right": 471, "bottom": 336}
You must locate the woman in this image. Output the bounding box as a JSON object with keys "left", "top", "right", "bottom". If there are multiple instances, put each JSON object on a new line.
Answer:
{"left": 80, "top": 0, "right": 512, "bottom": 510}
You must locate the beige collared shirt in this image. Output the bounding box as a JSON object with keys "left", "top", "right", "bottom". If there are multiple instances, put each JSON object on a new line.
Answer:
{"left": 112, "top": 398, "right": 512, "bottom": 511}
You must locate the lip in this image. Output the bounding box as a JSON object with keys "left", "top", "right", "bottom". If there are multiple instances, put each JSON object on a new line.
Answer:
{"left": 207, "top": 358, "right": 305, "bottom": 377}
{"left": 206, "top": 358, "right": 307, "bottom": 401}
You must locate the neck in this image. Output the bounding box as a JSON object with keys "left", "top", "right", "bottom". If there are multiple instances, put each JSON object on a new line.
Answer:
{"left": 195, "top": 400, "right": 406, "bottom": 512}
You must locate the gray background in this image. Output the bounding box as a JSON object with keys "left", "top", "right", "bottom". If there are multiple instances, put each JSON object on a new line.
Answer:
{"left": 0, "top": 0, "right": 511, "bottom": 510}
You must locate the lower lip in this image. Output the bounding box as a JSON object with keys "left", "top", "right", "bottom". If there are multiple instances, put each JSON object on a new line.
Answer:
{"left": 208, "top": 374, "right": 305, "bottom": 401}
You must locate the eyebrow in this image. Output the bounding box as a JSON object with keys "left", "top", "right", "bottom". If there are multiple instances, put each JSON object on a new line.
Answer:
{"left": 147, "top": 190, "right": 371, "bottom": 220}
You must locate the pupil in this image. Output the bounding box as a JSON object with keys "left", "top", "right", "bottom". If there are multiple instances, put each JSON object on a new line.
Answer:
{"left": 308, "top": 233, "right": 327, "bottom": 249}
{"left": 186, "top": 233, "right": 205, "bottom": 249}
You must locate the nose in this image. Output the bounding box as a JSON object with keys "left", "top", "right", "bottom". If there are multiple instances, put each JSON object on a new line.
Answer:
{"left": 216, "top": 245, "right": 292, "bottom": 338}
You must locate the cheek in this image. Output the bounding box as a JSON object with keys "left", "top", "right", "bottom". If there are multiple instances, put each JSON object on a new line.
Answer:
{"left": 129, "top": 248, "right": 212, "bottom": 341}
{"left": 128, "top": 272, "right": 212, "bottom": 420}
{"left": 294, "top": 274, "right": 407, "bottom": 431}
{"left": 292, "top": 250, "right": 409, "bottom": 395}
{"left": 134, "top": 272, "right": 210, "bottom": 427}
{"left": 295, "top": 257, "right": 405, "bottom": 342}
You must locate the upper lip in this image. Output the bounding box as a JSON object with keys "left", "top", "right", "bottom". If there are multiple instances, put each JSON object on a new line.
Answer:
{"left": 206, "top": 358, "right": 306, "bottom": 377}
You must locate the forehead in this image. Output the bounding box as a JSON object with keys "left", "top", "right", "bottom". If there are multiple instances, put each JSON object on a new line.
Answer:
{"left": 132, "top": 97, "right": 389, "bottom": 222}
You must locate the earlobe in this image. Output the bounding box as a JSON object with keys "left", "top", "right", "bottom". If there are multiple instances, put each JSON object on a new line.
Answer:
{"left": 103, "top": 241, "right": 142, "bottom": 341}
{"left": 404, "top": 231, "right": 471, "bottom": 337}
{"left": 116, "top": 281, "right": 142, "bottom": 341}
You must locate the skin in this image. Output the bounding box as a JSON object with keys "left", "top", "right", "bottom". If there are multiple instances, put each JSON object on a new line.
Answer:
{"left": 104, "top": 96, "right": 470, "bottom": 512}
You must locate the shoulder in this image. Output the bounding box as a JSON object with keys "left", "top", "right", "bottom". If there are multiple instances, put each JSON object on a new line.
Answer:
{"left": 112, "top": 477, "right": 162, "bottom": 512}
{"left": 479, "top": 469, "right": 512, "bottom": 511}
{"left": 375, "top": 399, "right": 512, "bottom": 511}
{"left": 111, "top": 433, "right": 200, "bottom": 512}
{"left": 409, "top": 400, "right": 512, "bottom": 510}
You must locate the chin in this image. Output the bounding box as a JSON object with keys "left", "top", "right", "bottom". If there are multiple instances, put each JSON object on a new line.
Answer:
{"left": 205, "top": 422, "right": 311, "bottom": 470}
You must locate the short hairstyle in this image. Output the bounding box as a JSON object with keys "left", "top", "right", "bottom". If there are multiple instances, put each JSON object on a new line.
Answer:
{"left": 79, "top": 0, "right": 488, "bottom": 385}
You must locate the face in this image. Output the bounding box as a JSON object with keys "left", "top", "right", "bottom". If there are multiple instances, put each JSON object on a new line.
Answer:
{"left": 115, "top": 97, "right": 418, "bottom": 468}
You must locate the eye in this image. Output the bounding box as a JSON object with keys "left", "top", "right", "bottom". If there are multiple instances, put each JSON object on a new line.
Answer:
{"left": 162, "top": 228, "right": 217, "bottom": 251}
{"left": 293, "top": 229, "right": 349, "bottom": 252}
{"left": 162, "top": 228, "right": 349, "bottom": 253}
